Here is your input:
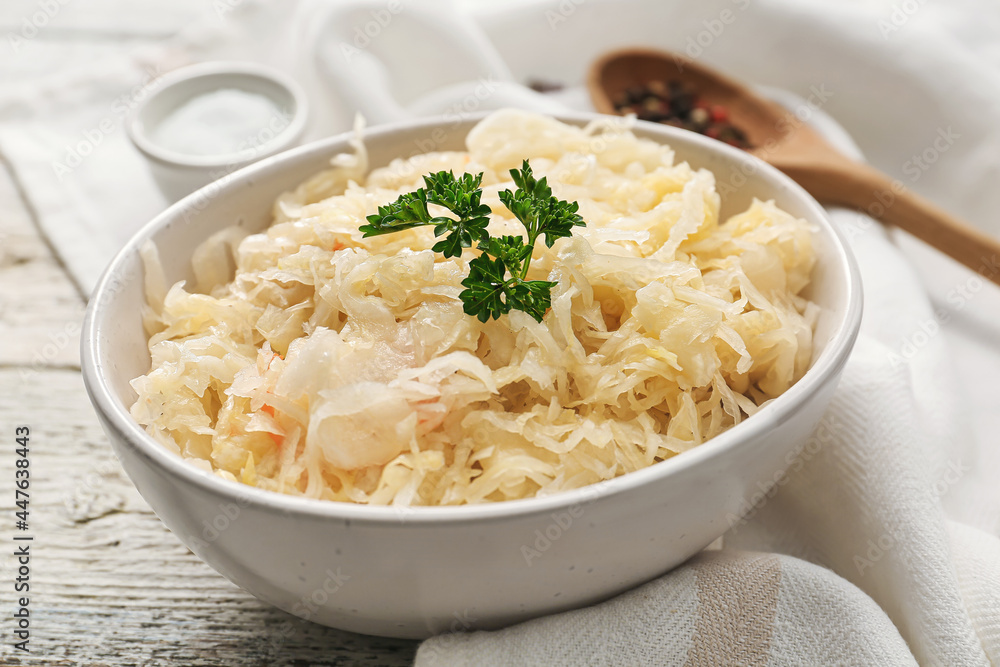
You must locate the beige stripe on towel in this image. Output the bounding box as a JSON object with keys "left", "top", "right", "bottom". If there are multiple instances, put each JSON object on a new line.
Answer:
{"left": 686, "top": 552, "right": 782, "bottom": 666}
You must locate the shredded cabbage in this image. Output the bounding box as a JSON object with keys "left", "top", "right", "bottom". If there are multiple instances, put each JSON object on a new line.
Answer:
{"left": 131, "top": 109, "right": 817, "bottom": 506}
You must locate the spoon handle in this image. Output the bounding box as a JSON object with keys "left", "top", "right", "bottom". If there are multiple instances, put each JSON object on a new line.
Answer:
{"left": 780, "top": 161, "right": 1000, "bottom": 285}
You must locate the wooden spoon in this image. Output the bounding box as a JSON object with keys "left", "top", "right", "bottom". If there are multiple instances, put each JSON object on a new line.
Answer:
{"left": 588, "top": 47, "right": 1000, "bottom": 285}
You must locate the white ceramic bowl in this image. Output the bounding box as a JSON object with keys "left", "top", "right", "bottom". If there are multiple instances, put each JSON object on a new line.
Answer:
{"left": 83, "top": 112, "right": 862, "bottom": 639}
{"left": 126, "top": 61, "right": 308, "bottom": 202}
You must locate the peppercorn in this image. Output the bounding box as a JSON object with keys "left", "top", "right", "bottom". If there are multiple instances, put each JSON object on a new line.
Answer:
{"left": 647, "top": 80, "right": 668, "bottom": 98}
{"left": 527, "top": 79, "right": 564, "bottom": 94}
{"left": 624, "top": 85, "right": 648, "bottom": 104}
{"left": 610, "top": 78, "right": 752, "bottom": 150}
{"left": 690, "top": 107, "right": 710, "bottom": 131}
{"left": 642, "top": 97, "right": 667, "bottom": 114}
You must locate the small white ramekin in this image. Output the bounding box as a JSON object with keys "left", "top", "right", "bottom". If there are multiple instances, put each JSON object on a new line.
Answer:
{"left": 126, "top": 61, "right": 308, "bottom": 202}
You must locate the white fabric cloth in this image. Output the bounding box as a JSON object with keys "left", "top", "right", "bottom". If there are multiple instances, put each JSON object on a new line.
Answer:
{"left": 3, "top": 0, "right": 999, "bottom": 664}
{"left": 419, "top": 550, "right": 920, "bottom": 666}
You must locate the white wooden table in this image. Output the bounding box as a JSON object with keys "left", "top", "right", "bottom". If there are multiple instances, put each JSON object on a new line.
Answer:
{"left": 0, "top": 3, "right": 418, "bottom": 664}
{"left": 0, "top": 161, "right": 419, "bottom": 666}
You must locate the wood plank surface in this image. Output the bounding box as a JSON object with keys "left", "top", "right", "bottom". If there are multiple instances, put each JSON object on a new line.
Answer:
{"left": 0, "top": 161, "right": 86, "bottom": 369}
{"left": 0, "top": 156, "right": 419, "bottom": 665}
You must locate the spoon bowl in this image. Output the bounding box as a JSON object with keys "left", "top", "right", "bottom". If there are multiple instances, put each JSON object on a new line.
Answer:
{"left": 589, "top": 47, "right": 791, "bottom": 151}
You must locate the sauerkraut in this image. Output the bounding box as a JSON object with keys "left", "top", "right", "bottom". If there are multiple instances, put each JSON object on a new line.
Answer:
{"left": 131, "top": 109, "right": 818, "bottom": 506}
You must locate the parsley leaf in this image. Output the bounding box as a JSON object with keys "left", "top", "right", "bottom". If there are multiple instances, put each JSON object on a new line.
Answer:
{"left": 460, "top": 250, "right": 557, "bottom": 323}
{"left": 509, "top": 278, "right": 557, "bottom": 323}
{"left": 460, "top": 254, "right": 511, "bottom": 323}
{"left": 499, "top": 160, "right": 585, "bottom": 251}
{"left": 481, "top": 235, "right": 534, "bottom": 275}
{"left": 360, "top": 170, "right": 492, "bottom": 257}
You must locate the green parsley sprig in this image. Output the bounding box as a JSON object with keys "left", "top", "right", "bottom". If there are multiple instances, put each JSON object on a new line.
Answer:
{"left": 360, "top": 160, "right": 585, "bottom": 323}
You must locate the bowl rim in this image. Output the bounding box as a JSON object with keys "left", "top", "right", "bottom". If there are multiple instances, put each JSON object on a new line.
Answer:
{"left": 125, "top": 60, "right": 310, "bottom": 170}
{"left": 83, "top": 110, "right": 863, "bottom": 526}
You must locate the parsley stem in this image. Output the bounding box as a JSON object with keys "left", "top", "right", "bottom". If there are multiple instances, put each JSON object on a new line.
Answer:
{"left": 519, "top": 244, "right": 533, "bottom": 281}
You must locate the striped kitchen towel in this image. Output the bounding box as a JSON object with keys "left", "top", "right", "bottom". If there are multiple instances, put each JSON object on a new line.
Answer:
{"left": 415, "top": 550, "right": 918, "bottom": 666}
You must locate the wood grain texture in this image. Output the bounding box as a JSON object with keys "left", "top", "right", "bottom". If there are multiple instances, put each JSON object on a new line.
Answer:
{"left": 0, "top": 159, "right": 419, "bottom": 665}
{"left": 0, "top": 162, "right": 86, "bottom": 369}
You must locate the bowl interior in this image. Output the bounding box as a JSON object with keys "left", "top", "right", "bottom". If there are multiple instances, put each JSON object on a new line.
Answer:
{"left": 129, "top": 64, "right": 305, "bottom": 168}
{"left": 90, "top": 111, "right": 858, "bottom": 513}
